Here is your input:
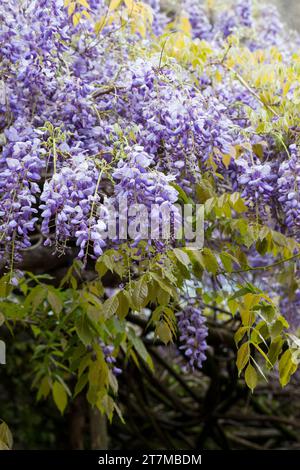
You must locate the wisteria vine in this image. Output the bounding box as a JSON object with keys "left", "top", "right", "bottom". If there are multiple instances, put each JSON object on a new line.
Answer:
{"left": 1, "top": 0, "right": 300, "bottom": 377}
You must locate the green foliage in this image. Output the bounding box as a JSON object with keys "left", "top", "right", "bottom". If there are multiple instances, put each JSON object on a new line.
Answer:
{"left": 0, "top": 422, "right": 13, "bottom": 450}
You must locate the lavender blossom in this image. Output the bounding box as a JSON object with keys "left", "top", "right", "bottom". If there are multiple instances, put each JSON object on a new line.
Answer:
{"left": 100, "top": 341, "right": 122, "bottom": 376}
{"left": 176, "top": 304, "right": 208, "bottom": 371}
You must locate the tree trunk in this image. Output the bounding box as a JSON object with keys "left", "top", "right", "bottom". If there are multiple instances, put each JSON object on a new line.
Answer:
{"left": 89, "top": 406, "right": 109, "bottom": 450}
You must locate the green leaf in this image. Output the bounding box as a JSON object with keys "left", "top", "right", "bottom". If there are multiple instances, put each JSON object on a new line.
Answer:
{"left": 133, "top": 277, "right": 148, "bottom": 309}
{"left": 47, "top": 290, "right": 63, "bottom": 315}
{"left": 230, "top": 193, "right": 248, "bottom": 213}
{"left": 252, "top": 142, "right": 265, "bottom": 159}
{"left": 75, "top": 314, "right": 94, "bottom": 346}
{"left": 197, "top": 248, "right": 219, "bottom": 274}
{"left": 78, "top": 0, "right": 90, "bottom": 8}
{"left": 52, "top": 381, "right": 68, "bottom": 414}
{"left": 103, "top": 295, "right": 119, "bottom": 319}
{"left": 0, "top": 422, "right": 13, "bottom": 449}
{"left": 278, "top": 314, "right": 289, "bottom": 329}
{"left": 109, "top": 0, "right": 122, "bottom": 11}
{"left": 25, "top": 285, "right": 46, "bottom": 313}
{"left": 256, "top": 238, "right": 268, "bottom": 256}
{"left": 251, "top": 342, "right": 273, "bottom": 367}
{"left": 240, "top": 308, "right": 255, "bottom": 327}
{"left": 116, "top": 291, "right": 130, "bottom": 319}
{"left": 88, "top": 358, "right": 109, "bottom": 396}
{"left": 279, "top": 349, "right": 297, "bottom": 387}
{"left": 245, "top": 363, "right": 258, "bottom": 392}
{"left": 156, "top": 288, "right": 170, "bottom": 306}
{"left": 97, "top": 395, "right": 115, "bottom": 422}
{"left": 220, "top": 252, "right": 233, "bottom": 272}
{"left": 236, "top": 342, "right": 250, "bottom": 374}
{"left": 72, "top": 11, "right": 81, "bottom": 26}
{"left": 156, "top": 321, "right": 173, "bottom": 344}
{"left": 74, "top": 373, "right": 89, "bottom": 397}
{"left": 250, "top": 322, "right": 269, "bottom": 346}
{"left": 196, "top": 179, "right": 215, "bottom": 203}
{"left": 108, "top": 370, "right": 119, "bottom": 395}
{"left": 95, "top": 260, "right": 108, "bottom": 278}
{"left": 31, "top": 325, "right": 41, "bottom": 337}
{"left": 173, "top": 248, "right": 190, "bottom": 268}
{"left": 0, "top": 442, "right": 9, "bottom": 450}
{"left": 78, "top": 355, "right": 91, "bottom": 378}
{"left": 230, "top": 285, "right": 256, "bottom": 301}
{"left": 204, "top": 197, "right": 216, "bottom": 214}
{"left": 268, "top": 337, "right": 283, "bottom": 366}
{"left": 37, "top": 377, "right": 51, "bottom": 401}
{"left": 251, "top": 356, "right": 268, "bottom": 383}
{"left": 234, "top": 326, "right": 248, "bottom": 346}
{"left": 228, "top": 299, "right": 239, "bottom": 316}
{"left": 151, "top": 273, "right": 175, "bottom": 297}
{"left": 271, "top": 230, "right": 287, "bottom": 247}
{"left": 0, "top": 275, "right": 13, "bottom": 298}
{"left": 270, "top": 320, "right": 284, "bottom": 338}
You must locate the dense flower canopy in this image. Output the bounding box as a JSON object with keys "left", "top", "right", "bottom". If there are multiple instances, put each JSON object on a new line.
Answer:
{"left": 1, "top": 0, "right": 300, "bottom": 414}
{"left": 1, "top": 0, "right": 296, "bottom": 261}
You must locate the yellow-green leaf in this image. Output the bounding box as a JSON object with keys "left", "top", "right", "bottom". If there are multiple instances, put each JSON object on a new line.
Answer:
{"left": 68, "top": 2, "right": 76, "bottom": 15}
{"left": 234, "top": 326, "right": 248, "bottom": 346}
{"left": 133, "top": 277, "right": 148, "bottom": 309}
{"left": 109, "top": 0, "right": 122, "bottom": 10}
{"left": 173, "top": 248, "right": 190, "bottom": 267}
{"left": 279, "top": 349, "right": 297, "bottom": 387}
{"left": 78, "top": 0, "right": 90, "bottom": 8}
{"left": 52, "top": 381, "right": 68, "bottom": 414}
{"left": 0, "top": 422, "right": 13, "bottom": 449}
{"left": 268, "top": 337, "right": 283, "bottom": 366}
{"left": 245, "top": 363, "right": 258, "bottom": 392}
{"left": 72, "top": 12, "right": 81, "bottom": 26}
{"left": 156, "top": 321, "right": 172, "bottom": 344}
{"left": 103, "top": 295, "right": 119, "bottom": 319}
{"left": 222, "top": 153, "right": 232, "bottom": 168}
{"left": 47, "top": 290, "right": 63, "bottom": 315}
{"left": 236, "top": 342, "right": 250, "bottom": 374}
{"left": 220, "top": 252, "right": 233, "bottom": 272}
{"left": 198, "top": 248, "right": 219, "bottom": 274}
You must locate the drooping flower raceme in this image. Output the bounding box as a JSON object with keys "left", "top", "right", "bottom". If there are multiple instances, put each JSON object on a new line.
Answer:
{"left": 277, "top": 145, "right": 300, "bottom": 238}
{"left": 176, "top": 303, "right": 208, "bottom": 371}
{"left": 40, "top": 157, "right": 107, "bottom": 259}
{"left": 112, "top": 146, "right": 182, "bottom": 248}
{"left": 0, "top": 121, "right": 45, "bottom": 261}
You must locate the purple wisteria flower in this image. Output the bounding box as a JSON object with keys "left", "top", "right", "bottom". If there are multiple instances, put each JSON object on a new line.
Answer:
{"left": 40, "top": 158, "right": 107, "bottom": 259}
{"left": 277, "top": 145, "right": 300, "bottom": 235}
{"left": 112, "top": 145, "right": 181, "bottom": 248}
{"left": 0, "top": 0, "right": 299, "bottom": 268}
{"left": 100, "top": 341, "right": 122, "bottom": 376}
{"left": 176, "top": 303, "right": 208, "bottom": 372}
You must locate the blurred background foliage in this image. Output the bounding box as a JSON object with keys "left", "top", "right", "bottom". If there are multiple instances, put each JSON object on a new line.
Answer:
{"left": 2, "top": 317, "right": 300, "bottom": 450}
